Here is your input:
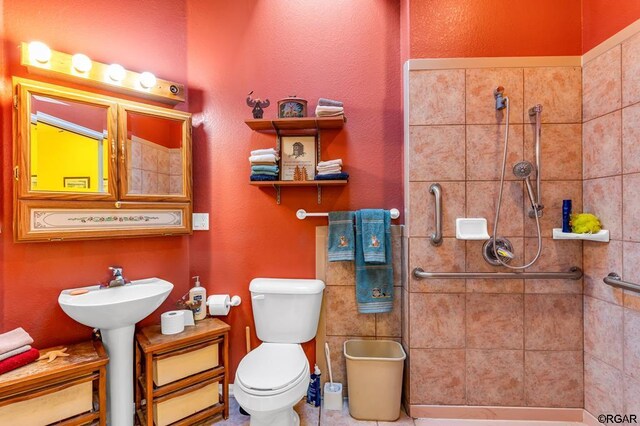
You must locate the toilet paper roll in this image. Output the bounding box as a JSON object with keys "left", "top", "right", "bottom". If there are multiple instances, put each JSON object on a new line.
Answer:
{"left": 207, "top": 295, "right": 230, "bottom": 316}
{"left": 161, "top": 310, "right": 185, "bottom": 335}
{"left": 180, "top": 309, "right": 195, "bottom": 326}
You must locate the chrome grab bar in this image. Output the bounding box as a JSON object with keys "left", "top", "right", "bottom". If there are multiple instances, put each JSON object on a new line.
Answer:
{"left": 430, "top": 183, "right": 442, "bottom": 246}
{"left": 603, "top": 272, "right": 640, "bottom": 293}
{"left": 412, "top": 267, "right": 583, "bottom": 280}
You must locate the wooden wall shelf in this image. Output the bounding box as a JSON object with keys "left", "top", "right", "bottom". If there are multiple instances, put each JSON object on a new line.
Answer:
{"left": 246, "top": 115, "right": 347, "bottom": 204}
{"left": 250, "top": 180, "right": 347, "bottom": 204}
{"left": 245, "top": 116, "right": 346, "bottom": 132}
{"left": 249, "top": 180, "right": 348, "bottom": 187}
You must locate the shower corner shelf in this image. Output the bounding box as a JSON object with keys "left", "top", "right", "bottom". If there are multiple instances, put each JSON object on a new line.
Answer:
{"left": 552, "top": 228, "right": 610, "bottom": 242}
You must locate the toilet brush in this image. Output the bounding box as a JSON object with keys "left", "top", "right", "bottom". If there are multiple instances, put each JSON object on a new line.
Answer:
{"left": 323, "top": 343, "right": 343, "bottom": 410}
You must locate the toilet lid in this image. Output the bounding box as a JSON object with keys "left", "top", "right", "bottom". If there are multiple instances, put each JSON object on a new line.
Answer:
{"left": 236, "top": 343, "right": 307, "bottom": 392}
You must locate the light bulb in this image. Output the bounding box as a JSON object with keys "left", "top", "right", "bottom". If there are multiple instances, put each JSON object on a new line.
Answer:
{"left": 28, "top": 41, "right": 51, "bottom": 64}
{"left": 139, "top": 71, "right": 157, "bottom": 89}
{"left": 107, "top": 63, "right": 126, "bottom": 82}
{"left": 71, "top": 53, "right": 92, "bottom": 73}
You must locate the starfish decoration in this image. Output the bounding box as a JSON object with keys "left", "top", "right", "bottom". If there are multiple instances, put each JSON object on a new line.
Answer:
{"left": 38, "top": 347, "right": 70, "bottom": 363}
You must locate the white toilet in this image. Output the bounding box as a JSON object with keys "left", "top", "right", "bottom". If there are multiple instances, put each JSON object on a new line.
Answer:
{"left": 234, "top": 278, "right": 325, "bottom": 426}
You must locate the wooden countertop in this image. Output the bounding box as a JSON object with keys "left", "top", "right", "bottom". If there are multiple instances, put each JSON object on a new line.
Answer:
{"left": 0, "top": 340, "right": 108, "bottom": 395}
{"left": 136, "top": 318, "right": 230, "bottom": 353}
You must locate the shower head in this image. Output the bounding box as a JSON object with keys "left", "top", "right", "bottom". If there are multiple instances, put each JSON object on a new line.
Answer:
{"left": 514, "top": 161, "right": 539, "bottom": 213}
{"left": 513, "top": 161, "right": 533, "bottom": 179}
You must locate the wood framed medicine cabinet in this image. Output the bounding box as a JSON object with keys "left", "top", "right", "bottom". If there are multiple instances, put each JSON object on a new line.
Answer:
{"left": 12, "top": 78, "right": 193, "bottom": 242}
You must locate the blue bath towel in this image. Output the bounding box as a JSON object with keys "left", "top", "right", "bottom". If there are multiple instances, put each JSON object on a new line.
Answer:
{"left": 250, "top": 174, "right": 278, "bottom": 181}
{"left": 328, "top": 211, "right": 355, "bottom": 262}
{"left": 314, "top": 172, "right": 349, "bottom": 180}
{"left": 355, "top": 210, "right": 393, "bottom": 313}
{"left": 251, "top": 165, "right": 279, "bottom": 173}
{"left": 360, "top": 209, "right": 386, "bottom": 264}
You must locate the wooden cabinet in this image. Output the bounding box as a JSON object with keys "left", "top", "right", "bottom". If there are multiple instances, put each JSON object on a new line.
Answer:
{"left": 245, "top": 116, "right": 347, "bottom": 204}
{"left": 0, "top": 340, "right": 108, "bottom": 425}
{"left": 12, "top": 77, "right": 192, "bottom": 242}
{"left": 135, "top": 318, "right": 230, "bottom": 426}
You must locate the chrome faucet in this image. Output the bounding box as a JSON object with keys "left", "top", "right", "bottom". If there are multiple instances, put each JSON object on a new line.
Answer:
{"left": 103, "top": 266, "right": 127, "bottom": 288}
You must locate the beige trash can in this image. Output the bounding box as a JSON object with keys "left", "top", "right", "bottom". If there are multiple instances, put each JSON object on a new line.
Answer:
{"left": 344, "top": 339, "right": 406, "bottom": 421}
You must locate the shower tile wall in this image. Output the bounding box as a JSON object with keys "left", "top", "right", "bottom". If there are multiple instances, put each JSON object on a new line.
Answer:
{"left": 128, "top": 137, "right": 183, "bottom": 195}
{"left": 582, "top": 28, "right": 640, "bottom": 419}
{"left": 316, "top": 225, "right": 404, "bottom": 393}
{"left": 404, "top": 65, "right": 584, "bottom": 411}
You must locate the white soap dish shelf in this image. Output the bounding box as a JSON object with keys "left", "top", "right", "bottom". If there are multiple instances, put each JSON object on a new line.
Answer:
{"left": 552, "top": 228, "right": 609, "bottom": 242}
{"left": 456, "top": 218, "right": 490, "bottom": 240}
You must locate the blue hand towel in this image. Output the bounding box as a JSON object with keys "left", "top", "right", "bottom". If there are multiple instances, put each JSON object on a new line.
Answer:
{"left": 251, "top": 165, "right": 279, "bottom": 173}
{"left": 328, "top": 211, "right": 355, "bottom": 262}
{"left": 355, "top": 210, "right": 393, "bottom": 313}
{"left": 360, "top": 209, "right": 386, "bottom": 264}
{"left": 250, "top": 174, "right": 278, "bottom": 181}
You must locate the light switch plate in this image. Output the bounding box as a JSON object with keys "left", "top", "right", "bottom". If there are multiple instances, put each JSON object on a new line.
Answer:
{"left": 192, "top": 213, "right": 209, "bottom": 231}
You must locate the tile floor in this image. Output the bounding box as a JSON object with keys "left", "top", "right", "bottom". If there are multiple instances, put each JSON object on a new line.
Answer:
{"left": 214, "top": 398, "right": 588, "bottom": 426}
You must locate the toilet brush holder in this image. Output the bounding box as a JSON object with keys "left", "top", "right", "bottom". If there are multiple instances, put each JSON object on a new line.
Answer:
{"left": 323, "top": 382, "right": 343, "bottom": 411}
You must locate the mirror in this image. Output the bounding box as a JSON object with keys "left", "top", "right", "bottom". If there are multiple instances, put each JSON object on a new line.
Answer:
{"left": 29, "top": 93, "right": 110, "bottom": 193}
{"left": 125, "top": 112, "right": 185, "bottom": 196}
{"left": 13, "top": 78, "right": 193, "bottom": 242}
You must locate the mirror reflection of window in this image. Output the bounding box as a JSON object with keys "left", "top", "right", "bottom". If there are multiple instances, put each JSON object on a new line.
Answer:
{"left": 126, "top": 112, "right": 183, "bottom": 196}
{"left": 29, "top": 94, "right": 109, "bottom": 193}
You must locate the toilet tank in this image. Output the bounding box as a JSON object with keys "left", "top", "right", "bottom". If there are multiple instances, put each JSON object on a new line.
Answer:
{"left": 249, "top": 278, "right": 325, "bottom": 343}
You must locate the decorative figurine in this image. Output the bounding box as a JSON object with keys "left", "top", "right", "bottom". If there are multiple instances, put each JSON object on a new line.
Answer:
{"left": 246, "top": 91, "right": 270, "bottom": 119}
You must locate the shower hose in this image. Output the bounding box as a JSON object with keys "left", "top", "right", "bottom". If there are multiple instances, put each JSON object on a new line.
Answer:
{"left": 493, "top": 97, "right": 543, "bottom": 269}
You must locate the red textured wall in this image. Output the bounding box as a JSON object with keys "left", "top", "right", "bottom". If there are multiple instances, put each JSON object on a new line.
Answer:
{"left": 186, "top": 0, "right": 402, "bottom": 377}
{"left": 583, "top": 0, "right": 640, "bottom": 53}
{"left": 408, "top": 0, "right": 582, "bottom": 58}
{"left": 0, "top": 0, "right": 402, "bottom": 382}
{"left": 1, "top": 0, "right": 190, "bottom": 347}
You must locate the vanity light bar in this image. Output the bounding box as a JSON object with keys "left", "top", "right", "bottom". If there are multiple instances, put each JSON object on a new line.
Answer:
{"left": 20, "top": 42, "right": 185, "bottom": 105}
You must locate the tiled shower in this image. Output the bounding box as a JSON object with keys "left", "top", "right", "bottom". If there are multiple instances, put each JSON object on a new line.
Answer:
{"left": 402, "top": 25, "right": 640, "bottom": 419}
{"left": 581, "top": 33, "right": 640, "bottom": 418}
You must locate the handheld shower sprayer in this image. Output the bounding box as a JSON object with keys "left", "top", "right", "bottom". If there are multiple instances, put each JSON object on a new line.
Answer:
{"left": 494, "top": 86, "right": 507, "bottom": 110}
{"left": 513, "top": 161, "right": 538, "bottom": 213}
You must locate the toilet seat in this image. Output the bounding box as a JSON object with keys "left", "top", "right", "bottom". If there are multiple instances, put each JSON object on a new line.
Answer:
{"left": 236, "top": 343, "right": 308, "bottom": 396}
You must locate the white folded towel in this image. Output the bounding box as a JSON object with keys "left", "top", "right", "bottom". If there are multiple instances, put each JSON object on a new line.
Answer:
{"left": 0, "top": 328, "right": 33, "bottom": 354}
{"left": 317, "top": 169, "right": 344, "bottom": 176}
{"left": 316, "top": 106, "right": 344, "bottom": 113}
{"left": 0, "top": 345, "right": 31, "bottom": 362}
{"left": 317, "top": 159, "right": 343, "bottom": 167}
{"left": 251, "top": 148, "right": 279, "bottom": 156}
{"left": 315, "top": 106, "right": 344, "bottom": 117}
{"left": 316, "top": 111, "right": 345, "bottom": 117}
{"left": 316, "top": 165, "right": 342, "bottom": 173}
{"left": 249, "top": 154, "right": 279, "bottom": 163}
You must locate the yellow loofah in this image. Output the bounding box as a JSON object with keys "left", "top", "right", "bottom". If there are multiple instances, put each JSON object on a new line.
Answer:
{"left": 571, "top": 213, "right": 602, "bottom": 234}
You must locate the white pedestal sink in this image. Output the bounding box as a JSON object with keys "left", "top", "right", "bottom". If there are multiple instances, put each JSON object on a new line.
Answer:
{"left": 59, "top": 278, "right": 173, "bottom": 426}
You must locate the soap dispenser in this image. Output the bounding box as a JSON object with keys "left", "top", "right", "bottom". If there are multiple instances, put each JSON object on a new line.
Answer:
{"left": 189, "top": 276, "right": 207, "bottom": 321}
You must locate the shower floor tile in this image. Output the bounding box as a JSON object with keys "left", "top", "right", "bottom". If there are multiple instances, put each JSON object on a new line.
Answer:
{"left": 213, "top": 397, "right": 587, "bottom": 426}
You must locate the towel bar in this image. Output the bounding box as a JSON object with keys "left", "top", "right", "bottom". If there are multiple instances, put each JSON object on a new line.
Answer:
{"left": 296, "top": 208, "right": 400, "bottom": 220}
{"left": 603, "top": 272, "right": 640, "bottom": 293}
{"left": 412, "top": 267, "right": 583, "bottom": 280}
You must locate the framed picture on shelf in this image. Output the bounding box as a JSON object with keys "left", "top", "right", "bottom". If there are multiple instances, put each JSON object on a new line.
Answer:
{"left": 280, "top": 135, "right": 316, "bottom": 181}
